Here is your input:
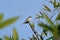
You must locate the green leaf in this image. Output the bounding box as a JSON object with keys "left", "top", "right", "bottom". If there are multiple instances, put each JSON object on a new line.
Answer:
{"left": 56, "top": 2, "right": 60, "bottom": 8}
{"left": 54, "top": 0, "right": 56, "bottom": 8}
{"left": 38, "top": 23, "right": 54, "bottom": 33}
{"left": 4, "top": 35, "right": 14, "bottom": 40}
{"left": 57, "top": 24, "right": 60, "bottom": 35}
{"left": 0, "top": 38, "right": 2, "bottom": 40}
{"left": 42, "top": 12, "right": 55, "bottom": 29}
{"left": 13, "top": 28, "right": 18, "bottom": 40}
{"left": 55, "top": 13, "right": 60, "bottom": 20}
{"left": 35, "top": 14, "right": 43, "bottom": 19}
{"left": 0, "top": 16, "right": 19, "bottom": 29}
{"left": 43, "top": 30, "right": 47, "bottom": 36}
{"left": 43, "top": 5, "right": 51, "bottom": 12}
{"left": 47, "top": 36, "right": 54, "bottom": 40}
{"left": 4, "top": 36, "right": 10, "bottom": 40}
{"left": 0, "top": 13, "right": 3, "bottom": 23}
{"left": 9, "top": 36, "right": 14, "bottom": 40}
{"left": 50, "top": 0, "right": 59, "bottom": 8}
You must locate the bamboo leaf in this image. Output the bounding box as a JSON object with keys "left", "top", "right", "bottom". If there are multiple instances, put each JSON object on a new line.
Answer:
{"left": 38, "top": 22, "right": 54, "bottom": 33}
{"left": 43, "top": 5, "right": 51, "bottom": 12}
{"left": 35, "top": 14, "right": 43, "bottom": 19}
{"left": 43, "top": 30, "right": 47, "bottom": 36}
{"left": 42, "top": 12, "right": 55, "bottom": 29}
{"left": 0, "top": 38, "right": 2, "bottom": 40}
{"left": 50, "top": 0, "right": 59, "bottom": 8}
{"left": 54, "top": 0, "right": 56, "bottom": 8}
{"left": 56, "top": 2, "right": 60, "bottom": 8}
{"left": 57, "top": 24, "right": 60, "bottom": 36}
{"left": 55, "top": 13, "right": 60, "bottom": 20}
{"left": 4, "top": 36, "right": 10, "bottom": 40}
{"left": 47, "top": 36, "right": 54, "bottom": 40}
{"left": 13, "top": 28, "right": 18, "bottom": 40}
{"left": 0, "top": 13, "right": 3, "bottom": 23}
{"left": 0, "top": 16, "right": 19, "bottom": 29}
{"left": 9, "top": 36, "right": 14, "bottom": 40}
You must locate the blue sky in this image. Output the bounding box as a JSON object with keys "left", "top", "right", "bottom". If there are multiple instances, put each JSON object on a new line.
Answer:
{"left": 0, "top": 0, "right": 55, "bottom": 40}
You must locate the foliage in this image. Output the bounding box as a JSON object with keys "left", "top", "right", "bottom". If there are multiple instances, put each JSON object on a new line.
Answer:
{"left": 43, "top": 5, "right": 51, "bottom": 12}
{"left": 35, "top": 0, "right": 60, "bottom": 40}
{"left": 3, "top": 0, "right": 60, "bottom": 40}
{"left": 0, "top": 0, "right": 60, "bottom": 40}
{"left": 13, "top": 28, "right": 18, "bottom": 40}
{"left": 0, "top": 13, "right": 19, "bottom": 29}
{"left": 4, "top": 28, "right": 18, "bottom": 40}
{"left": 0, "top": 13, "right": 19, "bottom": 40}
{"left": 27, "top": 0, "right": 60, "bottom": 40}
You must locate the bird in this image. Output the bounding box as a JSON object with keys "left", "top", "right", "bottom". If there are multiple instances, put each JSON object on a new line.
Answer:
{"left": 23, "top": 16, "right": 32, "bottom": 24}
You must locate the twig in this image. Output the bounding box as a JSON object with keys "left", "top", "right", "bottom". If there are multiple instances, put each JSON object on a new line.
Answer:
{"left": 28, "top": 22, "right": 40, "bottom": 40}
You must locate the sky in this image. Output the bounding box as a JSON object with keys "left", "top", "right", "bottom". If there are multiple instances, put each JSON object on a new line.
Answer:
{"left": 0, "top": 0, "right": 58, "bottom": 40}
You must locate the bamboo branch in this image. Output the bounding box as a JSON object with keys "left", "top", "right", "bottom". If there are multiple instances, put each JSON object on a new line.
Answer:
{"left": 28, "top": 22, "right": 40, "bottom": 40}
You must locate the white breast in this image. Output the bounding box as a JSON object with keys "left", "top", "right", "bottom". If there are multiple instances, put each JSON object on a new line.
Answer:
{"left": 27, "top": 18, "right": 32, "bottom": 21}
